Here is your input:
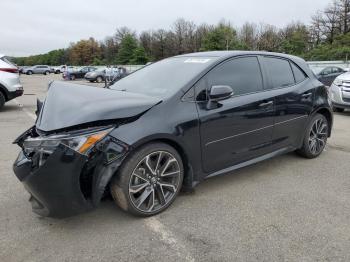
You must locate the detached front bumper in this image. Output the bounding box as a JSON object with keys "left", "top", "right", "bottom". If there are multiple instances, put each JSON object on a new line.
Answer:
{"left": 13, "top": 144, "right": 92, "bottom": 218}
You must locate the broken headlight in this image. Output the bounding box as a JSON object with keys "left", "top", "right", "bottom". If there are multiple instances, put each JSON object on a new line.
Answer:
{"left": 23, "top": 128, "right": 113, "bottom": 166}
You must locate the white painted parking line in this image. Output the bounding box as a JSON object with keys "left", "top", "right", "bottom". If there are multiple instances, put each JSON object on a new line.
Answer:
{"left": 145, "top": 217, "right": 195, "bottom": 262}
{"left": 12, "top": 99, "right": 37, "bottom": 120}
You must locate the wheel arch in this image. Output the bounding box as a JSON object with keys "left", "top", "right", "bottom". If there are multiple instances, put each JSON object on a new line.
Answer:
{"left": 311, "top": 107, "right": 333, "bottom": 137}
{"left": 128, "top": 137, "right": 195, "bottom": 191}
{"left": 0, "top": 83, "right": 9, "bottom": 101}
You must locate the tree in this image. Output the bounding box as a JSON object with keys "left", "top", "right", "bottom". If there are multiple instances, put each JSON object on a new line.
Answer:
{"left": 116, "top": 34, "right": 138, "bottom": 64}
{"left": 69, "top": 37, "right": 101, "bottom": 65}
{"left": 202, "top": 21, "right": 241, "bottom": 51}
{"left": 130, "top": 46, "right": 148, "bottom": 64}
{"left": 257, "top": 24, "right": 281, "bottom": 51}
{"left": 280, "top": 23, "right": 310, "bottom": 55}
{"left": 239, "top": 22, "right": 259, "bottom": 50}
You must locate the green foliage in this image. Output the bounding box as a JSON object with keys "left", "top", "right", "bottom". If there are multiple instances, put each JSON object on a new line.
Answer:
{"left": 116, "top": 34, "right": 138, "bottom": 64}
{"left": 304, "top": 33, "right": 350, "bottom": 60}
{"left": 201, "top": 23, "right": 239, "bottom": 51}
{"left": 130, "top": 46, "right": 148, "bottom": 64}
{"left": 12, "top": 49, "right": 67, "bottom": 66}
{"left": 280, "top": 27, "right": 309, "bottom": 56}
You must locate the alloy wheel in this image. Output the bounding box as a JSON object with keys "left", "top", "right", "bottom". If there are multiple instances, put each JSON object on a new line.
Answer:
{"left": 308, "top": 118, "right": 328, "bottom": 155}
{"left": 128, "top": 151, "right": 181, "bottom": 213}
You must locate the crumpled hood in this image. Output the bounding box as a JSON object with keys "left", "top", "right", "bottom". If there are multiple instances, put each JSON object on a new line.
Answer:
{"left": 36, "top": 81, "right": 161, "bottom": 132}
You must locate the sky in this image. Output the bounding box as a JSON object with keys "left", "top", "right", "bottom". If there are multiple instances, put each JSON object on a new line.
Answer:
{"left": 1, "top": 0, "right": 331, "bottom": 57}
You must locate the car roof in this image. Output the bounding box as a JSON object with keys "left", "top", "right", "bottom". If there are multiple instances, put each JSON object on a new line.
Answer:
{"left": 175, "top": 50, "right": 313, "bottom": 78}
{"left": 176, "top": 50, "right": 300, "bottom": 60}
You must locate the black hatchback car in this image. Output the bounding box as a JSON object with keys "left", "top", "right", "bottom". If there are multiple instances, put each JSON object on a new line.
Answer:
{"left": 64, "top": 66, "right": 97, "bottom": 80}
{"left": 13, "top": 51, "right": 332, "bottom": 218}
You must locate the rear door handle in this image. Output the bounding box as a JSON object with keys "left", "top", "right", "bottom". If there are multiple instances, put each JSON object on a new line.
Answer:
{"left": 302, "top": 92, "right": 312, "bottom": 98}
{"left": 259, "top": 101, "right": 273, "bottom": 107}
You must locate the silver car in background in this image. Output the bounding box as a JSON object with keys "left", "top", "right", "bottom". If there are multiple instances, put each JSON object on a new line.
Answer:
{"left": 22, "top": 65, "right": 51, "bottom": 75}
{"left": 329, "top": 72, "right": 350, "bottom": 112}
{"left": 0, "top": 54, "right": 23, "bottom": 108}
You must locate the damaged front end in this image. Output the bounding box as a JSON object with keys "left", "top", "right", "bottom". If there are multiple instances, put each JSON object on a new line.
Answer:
{"left": 13, "top": 125, "right": 130, "bottom": 218}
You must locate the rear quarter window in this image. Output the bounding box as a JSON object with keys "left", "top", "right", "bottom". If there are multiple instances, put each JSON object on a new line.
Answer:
{"left": 291, "top": 63, "right": 307, "bottom": 83}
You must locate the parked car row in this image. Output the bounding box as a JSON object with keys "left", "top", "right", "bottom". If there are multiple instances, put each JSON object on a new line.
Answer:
{"left": 84, "top": 67, "right": 128, "bottom": 83}
{"left": 63, "top": 66, "right": 97, "bottom": 80}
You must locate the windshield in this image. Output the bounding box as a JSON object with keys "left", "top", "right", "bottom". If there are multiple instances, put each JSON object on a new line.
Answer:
{"left": 110, "top": 57, "right": 215, "bottom": 98}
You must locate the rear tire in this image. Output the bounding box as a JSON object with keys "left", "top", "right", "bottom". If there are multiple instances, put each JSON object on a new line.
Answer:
{"left": 333, "top": 107, "right": 344, "bottom": 112}
{"left": 110, "top": 143, "right": 184, "bottom": 217}
{"left": 27, "top": 71, "right": 33, "bottom": 75}
{"left": 0, "top": 92, "right": 5, "bottom": 109}
{"left": 96, "top": 76, "right": 103, "bottom": 83}
{"left": 296, "top": 114, "right": 328, "bottom": 159}
{"left": 70, "top": 75, "right": 76, "bottom": 80}
{"left": 44, "top": 71, "right": 50, "bottom": 75}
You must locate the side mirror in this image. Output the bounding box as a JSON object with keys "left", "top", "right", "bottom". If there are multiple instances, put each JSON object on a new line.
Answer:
{"left": 209, "top": 85, "right": 234, "bottom": 101}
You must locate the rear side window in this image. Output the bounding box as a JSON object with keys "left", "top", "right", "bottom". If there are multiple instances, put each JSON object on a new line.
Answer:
{"left": 264, "top": 57, "right": 294, "bottom": 88}
{"left": 207, "top": 56, "right": 263, "bottom": 96}
{"left": 291, "top": 63, "right": 307, "bottom": 83}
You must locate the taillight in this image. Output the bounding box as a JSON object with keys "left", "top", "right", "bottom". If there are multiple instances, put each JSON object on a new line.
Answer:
{"left": 0, "top": 68, "right": 18, "bottom": 73}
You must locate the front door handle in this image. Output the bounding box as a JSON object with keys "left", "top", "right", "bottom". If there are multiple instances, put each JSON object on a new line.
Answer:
{"left": 259, "top": 101, "right": 273, "bottom": 107}
{"left": 302, "top": 92, "right": 312, "bottom": 98}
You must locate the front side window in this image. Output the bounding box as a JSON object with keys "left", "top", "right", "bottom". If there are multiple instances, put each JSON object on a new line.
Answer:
{"left": 264, "top": 57, "right": 295, "bottom": 88}
{"left": 206, "top": 56, "right": 264, "bottom": 96}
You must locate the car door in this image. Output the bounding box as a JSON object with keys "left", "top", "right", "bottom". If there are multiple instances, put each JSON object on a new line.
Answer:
{"left": 32, "top": 66, "right": 40, "bottom": 74}
{"left": 260, "top": 56, "right": 313, "bottom": 149}
{"left": 196, "top": 56, "right": 275, "bottom": 174}
{"left": 79, "top": 67, "right": 88, "bottom": 78}
{"left": 36, "top": 66, "right": 45, "bottom": 74}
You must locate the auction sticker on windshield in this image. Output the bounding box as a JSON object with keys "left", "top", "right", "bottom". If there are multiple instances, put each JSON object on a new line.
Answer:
{"left": 184, "top": 58, "right": 211, "bottom": 63}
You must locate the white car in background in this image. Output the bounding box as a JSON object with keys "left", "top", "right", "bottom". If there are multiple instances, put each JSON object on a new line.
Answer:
{"left": 0, "top": 54, "right": 23, "bottom": 108}
{"left": 329, "top": 72, "right": 350, "bottom": 112}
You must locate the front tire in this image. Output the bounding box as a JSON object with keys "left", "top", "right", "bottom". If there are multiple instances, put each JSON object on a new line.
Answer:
{"left": 110, "top": 143, "right": 184, "bottom": 217}
{"left": 70, "top": 75, "right": 76, "bottom": 80}
{"left": 44, "top": 71, "right": 50, "bottom": 75}
{"left": 27, "top": 71, "right": 33, "bottom": 75}
{"left": 296, "top": 114, "right": 329, "bottom": 159}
